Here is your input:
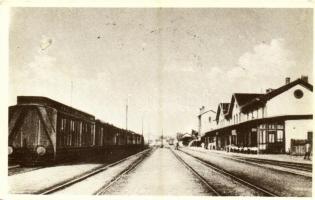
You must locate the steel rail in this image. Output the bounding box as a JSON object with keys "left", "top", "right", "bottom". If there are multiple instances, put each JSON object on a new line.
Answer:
{"left": 94, "top": 149, "right": 152, "bottom": 195}
{"left": 170, "top": 149, "right": 221, "bottom": 196}
{"left": 240, "top": 157, "right": 312, "bottom": 172}
{"left": 38, "top": 148, "right": 151, "bottom": 195}
{"left": 179, "top": 149, "right": 278, "bottom": 197}
{"left": 187, "top": 148, "right": 312, "bottom": 176}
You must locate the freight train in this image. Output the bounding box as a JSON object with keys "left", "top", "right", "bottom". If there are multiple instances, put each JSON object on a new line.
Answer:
{"left": 8, "top": 96, "right": 144, "bottom": 165}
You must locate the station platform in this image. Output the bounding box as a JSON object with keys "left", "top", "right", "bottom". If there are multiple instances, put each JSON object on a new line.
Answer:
{"left": 186, "top": 146, "right": 313, "bottom": 165}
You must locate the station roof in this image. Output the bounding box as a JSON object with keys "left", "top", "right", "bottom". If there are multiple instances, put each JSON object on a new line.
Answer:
{"left": 181, "top": 133, "right": 193, "bottom": 139}
{"left": 227, "top": 93, "right": 263, "bottom": 117}
{"left": 215, "top": 103, "right": 230, "bottom": 122}
{"left": 203, "top": 114, "right": 312, "bottom": 138}
{"left": 240, "top": 78, "right": 313, "bottom": 112}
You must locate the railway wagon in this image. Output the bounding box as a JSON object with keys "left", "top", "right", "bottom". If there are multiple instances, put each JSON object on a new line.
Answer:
{"left": 9, "top": 96, "right": 96, "bottom": 164}
{"left": 94, "top": 120, "right": 143, "bottom": 159}
{"left": 8, "top": 96, "right": 144, "bottom": 165}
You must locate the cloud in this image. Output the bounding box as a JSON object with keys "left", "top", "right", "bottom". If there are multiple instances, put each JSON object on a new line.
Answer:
{"left": 28, "top": 53, "right": 56, "bottom": 70}
{"left": 208, "top": 39, "right": 297, "bottom": 94}
{"left": 238, "top": 38, "right": 296, "bottom": 78}
{"left": 25, "top": 52, "right": 58, "bottom": 79}
{"left": 202, "top": 38, "right": 298, "bottom": 107}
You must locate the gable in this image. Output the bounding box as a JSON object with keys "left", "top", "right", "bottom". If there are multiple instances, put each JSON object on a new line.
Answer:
{"left": 228, "top": 93, "right": 262, "bottom": 117}
{"left": 215, "top": 105, "right": 221, "bottom": 122}
{"left": 266, "top": 84, "right": 313, "bottom": 117}
{"left": 215, "top": 103, "right": 229, "bottom": 123}
{"left": 241, "top": 78, "right": 313, "bottom": 113}
{"left": 231, "top": 101, "right": 240, "bottom": 118}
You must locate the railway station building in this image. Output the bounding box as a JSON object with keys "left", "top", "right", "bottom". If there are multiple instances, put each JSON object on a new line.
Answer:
{"left": 202, "top": 77, "right": 313, "bottom": 154}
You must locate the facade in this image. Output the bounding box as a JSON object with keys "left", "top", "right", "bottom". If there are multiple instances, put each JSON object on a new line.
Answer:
{"left": 200, "top": 108, "right": 217, "bottom": 132}
{"left": 202, "top": 77, "right": 313, "bottom": 154}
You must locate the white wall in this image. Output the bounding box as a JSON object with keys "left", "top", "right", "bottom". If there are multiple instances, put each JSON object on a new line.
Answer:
{"left": 285, "top": 119, "right": 313, "bottom": 153}
{"left": 231, "top": 102, "right": 239, "bottom": 124}
{"left": 266, "top": 85, "right": 313, "bottom": 117}
{"left": 201, "top": 111, "right": 217, "bottom": 135}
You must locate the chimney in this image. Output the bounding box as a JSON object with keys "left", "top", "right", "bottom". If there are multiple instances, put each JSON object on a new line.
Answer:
{"left": 301, "top": 75, "right": 308, "bottom": 83}
{"left": 266, "top": 88, "right": 274, "bottom": 93}
{"left": 285, "top": 77, "right": 290, "bottom": 84}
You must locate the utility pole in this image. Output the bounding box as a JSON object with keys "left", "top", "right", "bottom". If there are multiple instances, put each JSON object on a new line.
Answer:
{"left": 126, "top": 98, "right": 128, "bottom": 131}
{"left": 70, "top": 80, "right": 73, "bottom": 107}
{"left": 141, "top": 115, "right": 144, "bottom": 136}
{"left": 162, "top": 128, "right": 164, "bottom": 147}
{"left": 198, "top": 106, "right": 205, "bottom": 140}
{"left": 141, "top": 115, "right": 144, "bottom": 145}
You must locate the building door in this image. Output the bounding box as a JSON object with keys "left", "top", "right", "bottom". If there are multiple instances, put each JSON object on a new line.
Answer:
{"left": 307, "top": 131, "right": 312, "bottom": 141}
{"left": 251, "top": 130, "right": 257, "bottom": 147}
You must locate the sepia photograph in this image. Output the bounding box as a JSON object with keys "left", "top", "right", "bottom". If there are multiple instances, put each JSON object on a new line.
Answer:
{"left": 2, "top": 1, "right": 313, "bottom": 198}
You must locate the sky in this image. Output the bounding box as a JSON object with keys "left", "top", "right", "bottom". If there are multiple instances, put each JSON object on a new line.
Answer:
{"left": 9, "top": 8, "right": 313, "bottom": 140}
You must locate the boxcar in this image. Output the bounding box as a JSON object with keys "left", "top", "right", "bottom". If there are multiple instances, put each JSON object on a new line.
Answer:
{"left": 9, "top": 96, "right": 144, "bottom": 165}
{"left": 9, "top": 96, "right": 95, "bottom": 164}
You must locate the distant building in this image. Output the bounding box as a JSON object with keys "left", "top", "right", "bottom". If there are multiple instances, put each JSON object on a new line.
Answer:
{"left": 199, "top": 109, "right": 217, "bottom": 134}
{"left": 180, "top": 133, "right": 194, "bottom": 146}
{"left": 202, "top": 76, "right": 313, "bottom": 154}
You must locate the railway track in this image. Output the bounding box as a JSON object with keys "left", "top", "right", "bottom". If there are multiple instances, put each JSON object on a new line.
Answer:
{"left": 94, "top": 149, "right": 152, "bottom": 195}
{"left": 187, "top": 148, "right": 312, "bottom": 174}
{"left": 170, "top": 148, "right": 220, "bottom": 196}
{"left": 238, "top": 157, "right": 312, "bottom": 172}
{"left": 172, "top": 149, "right": 278, "bottom": 196}
{"left": 37, "top": 149, "right": 151, "bottom": 195}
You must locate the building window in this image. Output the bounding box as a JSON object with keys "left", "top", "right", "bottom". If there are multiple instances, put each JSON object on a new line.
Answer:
{"left": 294, "top": 89, "right": 303, "bottom": 99}
{"left": 71, "top": 120, "right": 74, "bottom": 131}
{"left": 256, "top": 109, "right": 259, "bottom": 118}
{"left": 61, "top": 118, "right": 64, "bottom": 130}
{"left": 63, "top": 119, "right": 66, "bottom": 131}
{"left": 308, "top": 131, "right": 312, "bottom": 141}
{"left": 232, "top": 135, "right": 237, "bottom": 145}
{"left": 253, "top": 110, "right": 257, "bottom": 119}
{"left": 260, "top": 130, "right": 266, "bottom": 143}
{"left": 268, "top": 131, "right": 275, "bottom": 143}
{"left": 277, "top": 130, "right": 283, "bottom": 142}
{"left": 258, "top": 130, "right": 267, "bottom": 150}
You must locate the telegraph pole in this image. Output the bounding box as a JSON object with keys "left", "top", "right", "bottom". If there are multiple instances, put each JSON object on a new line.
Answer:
{"left": 162, "top": 128, "right": 164, "bottom": 147}
{"left": 141, "top": 116, "right": 144, "bottom": 136}
{"left": 70, "top": 80, "right": 73, "bottom": 107}
{"left": 126, "top": 98, "right": 128, "bottom": 131}
{"left": 198, "top": 106, "right": 205, "bottom": 139}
